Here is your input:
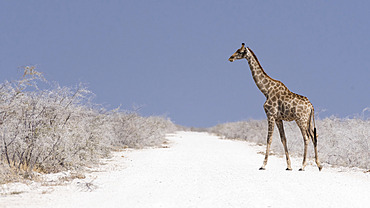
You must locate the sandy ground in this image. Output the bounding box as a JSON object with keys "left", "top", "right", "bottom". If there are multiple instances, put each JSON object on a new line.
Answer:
{"left": 1, "top": 131, "right": 370, "bottom": 208}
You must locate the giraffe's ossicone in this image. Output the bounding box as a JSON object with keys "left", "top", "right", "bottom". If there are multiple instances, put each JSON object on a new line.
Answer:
{"left": 229, "top": 43, "right": 322, "bottom": 171}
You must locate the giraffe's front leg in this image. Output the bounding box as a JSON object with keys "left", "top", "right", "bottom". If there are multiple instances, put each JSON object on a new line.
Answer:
{"left": 276, "top": 120, "right": 292, "bottom": 171}
{"left": 260, "top": 117, "right": 275, "bottom": 170}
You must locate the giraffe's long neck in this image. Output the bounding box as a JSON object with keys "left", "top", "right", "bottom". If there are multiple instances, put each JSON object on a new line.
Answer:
{"left": 246, "top": 48, "right": 276, "bottom": 97}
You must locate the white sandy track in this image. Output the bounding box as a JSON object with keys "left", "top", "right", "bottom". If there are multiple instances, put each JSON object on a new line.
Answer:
{"left": 2, "top": 131, "right": 370, "bottom": 208}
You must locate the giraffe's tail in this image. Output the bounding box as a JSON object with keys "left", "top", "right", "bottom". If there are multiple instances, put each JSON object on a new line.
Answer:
{"left": 308, "top": 108, "right": 317, "bottom": 145}
{"left": 309, "top": 107, "right": 322, "bottom": 171}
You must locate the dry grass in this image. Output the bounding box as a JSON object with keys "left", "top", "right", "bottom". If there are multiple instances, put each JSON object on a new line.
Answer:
{"left": 0, "top": 67, "right": 176, "bottom": 183}
{"left": 209, "top": 117, "right": 370, "bottom": 170}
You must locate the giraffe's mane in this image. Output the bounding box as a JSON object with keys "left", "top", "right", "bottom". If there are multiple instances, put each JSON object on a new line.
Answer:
{"left": 248, "top": 47, "right": 286, "bottom": 87}
{"left": 247, "top": 47, "right": 271, "bottom": 79}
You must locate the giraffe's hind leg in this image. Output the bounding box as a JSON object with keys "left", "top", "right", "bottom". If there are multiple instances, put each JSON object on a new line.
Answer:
{"left": 276, "top": 120, "right": 292, "bottom": 171}
{"left": 260, "top": 117, "right": 275, "bottom": 170}
{"left": 296, "top": 121, "right": 309, "bottom": 171}
{"left": 299, "top": 136, "right": 309, "bottom": 171}
{"left": 311, "top": 129, "right": 323, "bottom": 171}
{"left": 306, "top": 119, "right": 323, "bottom": 171}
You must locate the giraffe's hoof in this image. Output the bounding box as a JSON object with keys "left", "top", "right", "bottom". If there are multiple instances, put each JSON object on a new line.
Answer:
{"left": 298, "top": 168, "right": 305, "bottom": 171}
{"left": 286, "top": 168, "right": 292, "bottom": 171}
{"left": 259, "top": 167, "right": 266, "bottom": 170}
{"left": 318, "top": 166, "right": 323, "bottom": 171}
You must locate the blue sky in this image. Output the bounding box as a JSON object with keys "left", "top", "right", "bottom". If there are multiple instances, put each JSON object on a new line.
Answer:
{"left": 1, "top": 1, "right": 369, "bottom": 127}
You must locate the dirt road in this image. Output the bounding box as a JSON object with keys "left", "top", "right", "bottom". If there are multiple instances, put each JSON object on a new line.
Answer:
{"left": 2, "top": 131, "right": 370, "bottom": 208}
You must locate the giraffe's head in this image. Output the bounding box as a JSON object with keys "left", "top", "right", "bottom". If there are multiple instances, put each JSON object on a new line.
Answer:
{"left": 228, "top": 43, "right": 248, "bottom": 62}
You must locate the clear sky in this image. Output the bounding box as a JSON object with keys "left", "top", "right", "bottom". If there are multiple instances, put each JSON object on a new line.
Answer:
{"left": 1, "top": 1, "right": 369, "bottom": 127}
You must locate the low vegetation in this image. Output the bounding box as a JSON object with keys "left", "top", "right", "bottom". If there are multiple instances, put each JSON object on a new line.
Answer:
{"left": 209, "top": 117, "right": 370, "bottom": 170}
{"left": 0, "top": 67, "right": 176, "bottom": 183}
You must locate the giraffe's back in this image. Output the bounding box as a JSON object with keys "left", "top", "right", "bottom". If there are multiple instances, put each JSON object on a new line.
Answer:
{"left": 265, "top": 89, "right": 313, "bottom": 122}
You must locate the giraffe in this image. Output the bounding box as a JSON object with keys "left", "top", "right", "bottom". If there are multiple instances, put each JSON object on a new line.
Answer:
{"left": 228, "top": 43, "right": 322, "bottom": 171}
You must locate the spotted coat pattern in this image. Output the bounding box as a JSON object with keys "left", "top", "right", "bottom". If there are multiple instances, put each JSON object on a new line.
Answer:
{"left": 229, "top": 43, "right": 322, "bottom": 171}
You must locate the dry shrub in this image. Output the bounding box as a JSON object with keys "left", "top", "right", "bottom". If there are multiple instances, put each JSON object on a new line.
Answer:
{"left": 0, "top": 68, "right": 176, "bottom": 183}
{"left": 209, "top": 117, "right": 370, "bottom": 170}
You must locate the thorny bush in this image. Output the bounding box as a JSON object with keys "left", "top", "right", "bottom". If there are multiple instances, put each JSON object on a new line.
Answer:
{"left": 0, "top": 67, "right": 176, "bottom": 183}
{"left": 209, "top": 117, "right": 370, "bottom": 170}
